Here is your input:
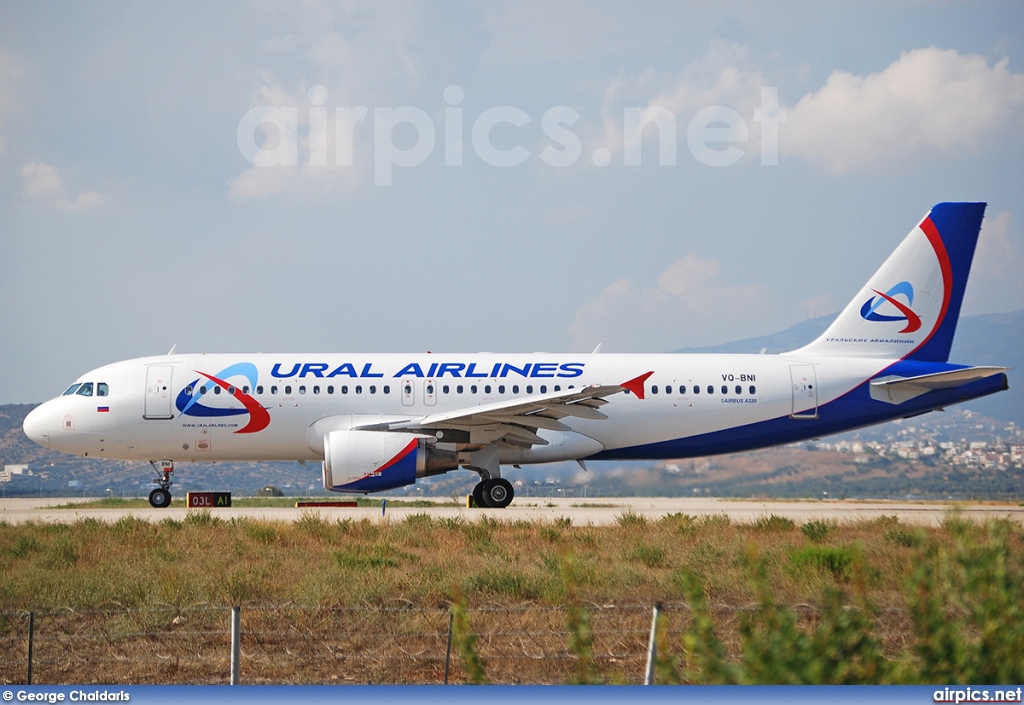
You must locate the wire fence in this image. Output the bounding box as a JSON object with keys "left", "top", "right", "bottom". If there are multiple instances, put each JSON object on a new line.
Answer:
{"left": 0, "top": 602, "right": 914, "bottom": 685}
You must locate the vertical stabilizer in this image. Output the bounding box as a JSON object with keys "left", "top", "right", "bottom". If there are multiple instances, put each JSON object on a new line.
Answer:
{"left": 794, "top": 202, "right": 985, "bottom": 362}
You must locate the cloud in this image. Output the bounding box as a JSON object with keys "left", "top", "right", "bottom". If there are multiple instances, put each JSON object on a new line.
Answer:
{"left": 21, "top": 162, "right": 64, "bottom": 201}
{"left": 20, "top": 161, "right": 103, "bottom": 210}
{"left": 568, "top": 252, "right": 782, "bottom": 352}
{"left": 962, "top": 210, "right": 1024, "bottom": 314}
{"left": 228, "top": 2, "right": 486, "bottom": 198}
{"left": 588, "top": 43, "right": 775, "bottom": 166}
{"left": 786, "top": 48, "right": 1024, "bottom": 172}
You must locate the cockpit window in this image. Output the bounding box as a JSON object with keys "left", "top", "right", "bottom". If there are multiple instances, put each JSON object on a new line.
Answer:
{"left": 76, "top": 382, "right": 94, "bottom": 397}
{"left": 63, "top": 383, "right": 82, "bottom": 396}
{"left": 97, "top": 383, "right": 109, "bottom": 397}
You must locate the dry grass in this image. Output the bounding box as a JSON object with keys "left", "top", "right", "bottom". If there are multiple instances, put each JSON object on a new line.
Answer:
{"left": 1, "top": 511, "right": 1021, "bottom": 684}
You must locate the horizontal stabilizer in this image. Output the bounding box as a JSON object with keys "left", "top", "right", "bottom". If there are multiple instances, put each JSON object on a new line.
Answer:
{"left": 869, "top": 366, "right": 1009, "bottom": 405}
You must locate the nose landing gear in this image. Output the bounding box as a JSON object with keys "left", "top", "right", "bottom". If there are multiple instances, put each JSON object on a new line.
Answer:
{"left": 148, "top": 460, "right": 174, "bottom": 508}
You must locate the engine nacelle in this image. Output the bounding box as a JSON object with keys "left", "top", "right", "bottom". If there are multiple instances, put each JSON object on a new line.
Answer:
{"left": 322, "top": 430, "right": 457, "bottom": 493}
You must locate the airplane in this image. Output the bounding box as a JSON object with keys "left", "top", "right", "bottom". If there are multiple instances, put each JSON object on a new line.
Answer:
{"left": 22, "top": 202, "right": 1009, "bottom": 508}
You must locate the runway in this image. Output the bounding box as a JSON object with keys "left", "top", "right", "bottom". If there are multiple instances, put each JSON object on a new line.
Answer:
{"left": 2, "top": 496, "right": 1022, "bottom": 526}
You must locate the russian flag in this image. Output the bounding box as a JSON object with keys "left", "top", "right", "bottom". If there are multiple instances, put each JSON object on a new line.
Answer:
{"left": 97, "top": 406, "right": 110, "bottom": 413}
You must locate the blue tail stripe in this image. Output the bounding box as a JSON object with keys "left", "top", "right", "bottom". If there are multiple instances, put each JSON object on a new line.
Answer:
{"left": 909, "top": 202, "right": 986, "bottom": 363}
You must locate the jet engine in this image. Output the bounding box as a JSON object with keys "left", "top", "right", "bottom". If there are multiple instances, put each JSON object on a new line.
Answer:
{"left": 322, "top": 429, "right": 457, "bottom": 493}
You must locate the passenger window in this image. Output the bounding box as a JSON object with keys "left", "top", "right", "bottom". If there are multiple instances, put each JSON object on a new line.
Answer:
{"left": 327, "top": 385, "right": 334, "bottom": 394}
{"left": 471, "top": 385, "right": 478, "bottom": 394}
{"left": 284, "top": 385, "right": 292, "bottom": 395}
{"left": 271, "top": 385, "right": 278, "bottom": 395}
{"left": 228, "top": 386, "right": 236, "bottom": 395}
{"left": 404, "top": 384, "right": 412, "bottom": 395}
{"left": 185, "top": 385, "right": 194, "bottom": 395}
{"left": 298, "top": 385, "right": 306, "bottom": 395}
{"left": 97, "top": 383, "right": 109, "bottom": 397}
{"left": 214, "top": 386, "right": 221, "bottom": 395}
{"left": 200, "top": 385, "right": 208, "bottom": 394}
{"left": 735, "top": 385, "right": 742, "bottom": 394}
{"left": 443, "top": 385, "right": 450, "bottom": 394}
{"left": 427, "top": 384, "right": 434, "bottom": 394}
{"left": 554, "top": 385, "right": 561, "bottom": 392}
{"left": 341, "top": 385, "right": 349, "bottom": 394}
{"left": 749, "top": 385, "right": 756, "bottom": 394}
{"left": 680, "top": 385, "right": 687, "bottom": 394}
{"left": 512, "top": 385, "right": 519, "bottom": 394}
{"left": 313, "top": 386, "right": 320, "bottom": 394}
{"left": 721, "top": 385, "right": 728, "bottom": 395}
{"left": 243, "top": 386, "right": 249, "bottom": 394}
{"left": 708, "top": 385, "right": 714, "bottom": 394}
{"left": 484, "top": 385, "right": 491, "bottom": 394}
{"left": 693, "top": 385, "right": 700, "bottom": 395}
{"left": 652, "top": 386, "right": 659, "bottom": 395}
{"left": 256, "top": 385, "right": 264, "bottom": 395}
{"left": 383, "top": 385, "right": 390, "bottom": 394}
{"left": 63, "top": 384, "right": 82, "bottom": 396}
{"left": 457, "top": 385, "right": 464, "bottom": 394}
{"left": 526, "top": 385, "right": 533, "bottom": 394}
{"left": 540, "top": 385, "right": 547, "bottom": 393}
{"left": 370, "top": 385, "right": 376, "bottom": 394}
{"left": 355, "top": 385, "right": 362, "bottom": 394}
{"left": 76, "top": 383, "right": 94, "bottom": 397}
{"left": 498, "top": 385, "right": 505, "bottom": 394}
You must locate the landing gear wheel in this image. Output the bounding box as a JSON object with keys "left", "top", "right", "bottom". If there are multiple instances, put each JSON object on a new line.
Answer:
{"left": 472, "top": 481, "right": 490, "bottom": 508}
{"left": 149, "top": 487, "right": 171, "bottom": 508}
{"left": 482, "top": 478, "right": 514, "bottom": 509}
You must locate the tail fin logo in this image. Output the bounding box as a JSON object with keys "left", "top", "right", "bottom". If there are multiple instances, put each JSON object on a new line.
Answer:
{"left": 859, "top": 281, "right": 922, "bottom": 333}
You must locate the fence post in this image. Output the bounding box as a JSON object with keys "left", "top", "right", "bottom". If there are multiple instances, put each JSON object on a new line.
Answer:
{"left": 27, "top": 611, "right": 34, "bottom": 685}
{"left": 644, "top": 603, "right": 662, "bottom": 685}
{"left": 443, "top": 608, "right": 454, "bottom": 685}
{"left": 230, "top": 606, "right": 241, "bottom": 685}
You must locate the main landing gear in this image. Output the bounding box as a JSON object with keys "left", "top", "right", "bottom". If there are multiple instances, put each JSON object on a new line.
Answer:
{"left": 471, "top": 477, "right": 514, "bottom": 509}
{"left": 148, "top": 460, "right": 174, "bottom": 508}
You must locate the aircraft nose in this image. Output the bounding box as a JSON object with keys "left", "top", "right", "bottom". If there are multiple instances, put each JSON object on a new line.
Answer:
{"left": 23, "top": 405, "right": 51, "bottom": 449}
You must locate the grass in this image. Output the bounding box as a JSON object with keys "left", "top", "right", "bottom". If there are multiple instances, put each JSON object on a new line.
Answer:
{"left": 49, "top": 496, "right": 455, "bottom": 510}
{"left": 0, "top": 511, "right": 1016, "bottom": 615}
{"left": 0, "top": 512, "right": 1021, "bottom": 684}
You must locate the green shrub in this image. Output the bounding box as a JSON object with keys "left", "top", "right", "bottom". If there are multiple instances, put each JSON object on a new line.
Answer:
{"left": 626, "top": 544, "right": 668, "bottom": 568}
{"left": 789, "top": 545, "right": 856, "bottom": 581}
{"left": 753, "top": 515, "right": 795, "bottom": 533}
{"left": 801, "top": 519, "right": 837, "bottom": 543}
{"left": 616, "top": 511, "right": 648, "bottom": 528}
{"left": 884, "top": 525, "right": 922, "bottom": 548}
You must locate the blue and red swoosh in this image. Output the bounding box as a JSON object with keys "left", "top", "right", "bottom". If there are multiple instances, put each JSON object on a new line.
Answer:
{"left": 175, "top": 363, "right": 270, "bottom": 434}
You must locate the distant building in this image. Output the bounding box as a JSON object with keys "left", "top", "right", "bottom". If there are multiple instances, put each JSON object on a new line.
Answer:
{"left": 1, "top": 465, "right": 29, "bottom": 483}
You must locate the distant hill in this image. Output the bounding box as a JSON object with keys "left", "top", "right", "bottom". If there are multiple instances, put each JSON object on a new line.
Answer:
{"left": 674, "top": 310, "right": 1023, "bottom": 425}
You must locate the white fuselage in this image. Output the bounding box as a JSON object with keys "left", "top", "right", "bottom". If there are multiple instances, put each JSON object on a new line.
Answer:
{"left": 24, "top": 351, "right": 891, "bottom": 464}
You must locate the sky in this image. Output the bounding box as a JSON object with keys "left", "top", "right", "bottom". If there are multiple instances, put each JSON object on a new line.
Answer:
{"left": 1, "top": 0, "right": 1023, "bottom": 404}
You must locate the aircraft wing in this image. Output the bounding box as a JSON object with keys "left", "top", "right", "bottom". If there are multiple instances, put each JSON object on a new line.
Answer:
{"left": 355, "top": 371, "right": 653, "bottom": 447}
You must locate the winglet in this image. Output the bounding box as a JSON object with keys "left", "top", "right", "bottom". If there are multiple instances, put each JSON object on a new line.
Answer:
{"left": 621, "top": 371, "right": 654, "bottom": 400}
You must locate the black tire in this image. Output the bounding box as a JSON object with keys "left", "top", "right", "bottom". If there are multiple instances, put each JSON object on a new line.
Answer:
{"left": 149, "top": 488, "right": 171, "bottom": 508}
{"left": 483, "top": 478, "right": 514, "bottom": 509}
{"left": 472, "top": 482, "right": 490, "bottom": 508}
